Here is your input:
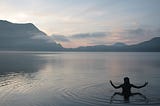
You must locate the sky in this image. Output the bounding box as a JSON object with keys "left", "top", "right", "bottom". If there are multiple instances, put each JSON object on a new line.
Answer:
{"left": 0, "top": 0, "right": 160, "bottom": 48}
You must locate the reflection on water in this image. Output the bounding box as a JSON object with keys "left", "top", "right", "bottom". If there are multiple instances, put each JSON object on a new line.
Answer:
{"left": 0, "top": 53, "right": 47, "bottom": 74}
{"left": 110, "top": 92, "right": 148, "bottom": 104}
{"left": 0, "top": 52, "right": 160, "bottom": 106}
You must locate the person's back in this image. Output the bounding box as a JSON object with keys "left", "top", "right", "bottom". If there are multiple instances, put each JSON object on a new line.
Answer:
{"left": 121, "top": 77, "right": 132, "bottom": 95}
{"left": 121, "top": 83, "right": 132, "bottom": 95}
{"left": 110, "top": 77, "right": 148, "bottom": 95}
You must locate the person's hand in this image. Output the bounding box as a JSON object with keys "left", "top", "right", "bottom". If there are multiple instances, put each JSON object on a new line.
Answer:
{"left": 144, "top": 82, "right": 148, "bottom": 86}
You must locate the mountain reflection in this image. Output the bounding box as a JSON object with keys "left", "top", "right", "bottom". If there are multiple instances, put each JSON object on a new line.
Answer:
{"left": 0, "top": 53, "right": 47, "bottom": 75}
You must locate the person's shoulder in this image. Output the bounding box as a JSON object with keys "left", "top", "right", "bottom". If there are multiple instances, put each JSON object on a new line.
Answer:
{"left": 130, "top": 84, "right": 135, "bottom": 87}
{"left": 120, "top": 83, "right": 124, "bottom": 87}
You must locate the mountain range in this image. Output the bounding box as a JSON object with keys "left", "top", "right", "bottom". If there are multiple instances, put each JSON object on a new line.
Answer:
{"left": 71, "top": 37, "right": 160, "bottom": 52}
{"left": 0, "top": 20, "right": 160, "bottom": 52}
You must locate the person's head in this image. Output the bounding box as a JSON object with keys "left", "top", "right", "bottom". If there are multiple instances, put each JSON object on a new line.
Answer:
{"left": 124, "top": 77, "right": 130, "bottom": 84}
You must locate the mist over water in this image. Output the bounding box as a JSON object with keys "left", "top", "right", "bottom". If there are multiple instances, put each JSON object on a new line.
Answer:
{"left": 0, "top": 52, "right": 160, "bottom": 106}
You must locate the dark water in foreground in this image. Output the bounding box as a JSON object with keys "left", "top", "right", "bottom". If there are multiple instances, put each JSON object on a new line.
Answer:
{"left": 0, "top": 52, "right": 160, "bottom": 106}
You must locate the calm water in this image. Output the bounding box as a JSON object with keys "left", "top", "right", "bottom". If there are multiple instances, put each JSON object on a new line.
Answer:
{"left": 0, "top": 52, "right": 160, "bottom": 106}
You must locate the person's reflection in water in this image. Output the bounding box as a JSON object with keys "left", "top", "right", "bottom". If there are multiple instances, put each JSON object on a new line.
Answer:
{"left": 110, "top": 77, "right": 148, "bottom": 103}
{"left": 110, "top": 91, "right": 148, "bottom": 103}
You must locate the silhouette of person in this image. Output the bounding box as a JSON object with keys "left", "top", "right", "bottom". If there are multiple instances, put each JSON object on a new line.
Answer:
{"left": 110, "top": 77, "right": 148, "bottom": 103}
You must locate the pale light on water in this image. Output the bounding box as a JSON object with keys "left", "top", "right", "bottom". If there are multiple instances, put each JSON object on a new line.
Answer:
{"left": 0, "top": 52, "right": 160, "bottom": 106}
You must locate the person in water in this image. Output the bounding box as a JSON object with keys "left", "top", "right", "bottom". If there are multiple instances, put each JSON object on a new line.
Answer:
{"left": 110, "top": 77, "right": 148, "bottom": 102}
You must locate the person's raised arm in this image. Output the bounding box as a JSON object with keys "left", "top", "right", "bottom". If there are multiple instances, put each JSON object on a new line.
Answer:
{"left": 132, "top": 82, "right": 148, "bottom": 89}
{"left": 110, "top": 80, "right": 122, "bottom": 89}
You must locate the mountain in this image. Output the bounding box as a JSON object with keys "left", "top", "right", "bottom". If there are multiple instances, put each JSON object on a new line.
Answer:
{"left": 113, "top": 42, "right": 127, "bottom": 47}
{"left": 0, "top": 20, "right": 63, "bottom": 51}
{"left": 72, "top": 37, "right": 160, "bottom": 52}
{"left": 129, "top": 37, "right": 160, "bottom": 52}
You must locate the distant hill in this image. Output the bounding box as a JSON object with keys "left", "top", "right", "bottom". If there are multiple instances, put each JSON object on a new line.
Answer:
{"left": 71, "top": 37, "right": 160, "bottom": 52}
{"left": 113, "top": 42, "right": 127, "bottom": 47}
{"left": 129, "top": 37, "right": 160, "bottom": 52}
{"left": 0, "top": 20, "right": 63, "bottom": 51}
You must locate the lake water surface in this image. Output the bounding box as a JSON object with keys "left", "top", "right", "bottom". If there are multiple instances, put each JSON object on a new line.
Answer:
{"left": 0, "top": 52, "right": 160, "bottom": 106}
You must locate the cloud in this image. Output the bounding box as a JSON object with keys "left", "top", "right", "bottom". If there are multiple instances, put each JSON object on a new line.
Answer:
{"left": 123, "top": 28, "right": 155, "bottom": 38}
{"left": 30, "top": 32, "right": 49, "bottom": 40}
{"left": 126, "top": 28, "right": 145, "bottom": 35}
{"left": 88, "top": 40, "right": 109, "bottom": 45}
{"left": 49, "top": 31, "right": 110, "bottom": 48}
{"left": 51, "top": 34, "right": 70, "bottom": 42}
{"left": 51, "top": 27, "right": 160, "bottom": 48}
{"left": 154, "top": 28, "right": 160, "bottom": 36}
{"left": 70, "top": 32, "right": 108, "bottom": 39}
{"left": 112, "top": 27, "right": 160, "bottom": 44}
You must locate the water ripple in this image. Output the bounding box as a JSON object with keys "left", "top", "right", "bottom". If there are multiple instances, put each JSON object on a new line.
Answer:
{"left": 1, "top": 74, "right": 160, "bottom": 106}
{"left": 59, "top": 83, "right": 160, "bottom": 106}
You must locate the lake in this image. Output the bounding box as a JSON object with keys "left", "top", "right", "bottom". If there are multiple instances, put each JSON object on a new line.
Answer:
{"left": 0, "top": 52, "right": 160, "bottom": 106}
